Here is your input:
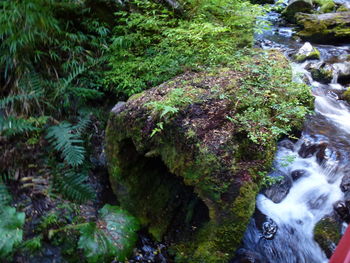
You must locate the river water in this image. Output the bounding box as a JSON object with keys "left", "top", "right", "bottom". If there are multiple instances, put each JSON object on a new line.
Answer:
{"left": 237, "top": 4, "right": 350, "bottom": 263}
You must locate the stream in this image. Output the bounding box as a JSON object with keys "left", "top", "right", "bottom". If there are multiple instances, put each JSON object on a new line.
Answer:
{"left": 237, "top": 3, "right": 350, "bottom": 263}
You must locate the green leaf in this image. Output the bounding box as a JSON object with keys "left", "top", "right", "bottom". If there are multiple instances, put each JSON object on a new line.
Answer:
{"left": 78, "top": 205, "right": 140, "bottom": 262}
{"left": 0, "top": 206, "right": 25, "bottom": 257}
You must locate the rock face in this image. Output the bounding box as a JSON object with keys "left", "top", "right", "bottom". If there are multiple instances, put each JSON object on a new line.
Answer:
{"left": 105, "top": 51, "right": 312, "bottom": 262}
{"left": 296, "top": 12, "right": 350, "bottom": 43}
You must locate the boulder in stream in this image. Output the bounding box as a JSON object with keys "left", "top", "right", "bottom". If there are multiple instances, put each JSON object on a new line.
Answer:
{"left": 296, "top": 12, "right": 350, "bottom": 43}
{"left": 314, "top": 216, "right": 341, "bottom": 258}
{"left": 293, "top": 42, "right": 320, "bottom": 62}
{"left": 282, "top": 0, "right": 313, "bottom": 22}
{"left": 105, "top": 51, "right": 313, "bottom": 262}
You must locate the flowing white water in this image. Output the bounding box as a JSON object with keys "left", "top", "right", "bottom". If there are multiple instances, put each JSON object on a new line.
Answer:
{"left": 238, "top": 6, "right": 350, "bottom": 262}
{"left": 240, "top": 80, "right": 350, "bottom": 262}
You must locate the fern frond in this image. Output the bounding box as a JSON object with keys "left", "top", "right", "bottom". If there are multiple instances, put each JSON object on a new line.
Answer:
{"left": 54, "top": 169, "right": 95, "bottom": 203}
{"left": 0, "top": 116, "right": 38, "bottom": 136}
{"left": 73, "top": 115, "right": 91, "bottom": 136}
{"left": 46, "top": 122, "right": 85, "bottom": 167}
{"left": 0, "top": 92, "right": 41, "bottom": 109}
{"left": 63, "top": 65, "right": 86, "bottom": 88}
{"left": 0, "top": 180, "right": 11, "bottom": 209}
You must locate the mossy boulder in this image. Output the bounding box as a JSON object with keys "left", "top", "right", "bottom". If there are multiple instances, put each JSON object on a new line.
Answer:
{"left": 314, "top": 216, "right": 341, "bottom": 258}
{"left": 342, "top": 87, "right": 350, "bottom": 103}
{"left": 282, "top": 0, "right": 313, "bottom": 22}
{"left": 314, "top": 0, "right": 336, "bottom": 13}
{"left": 296, "top": 12, "right": 350, "bottom": 43}
{"left": 105, "top": 50, "right": 313, "bottom": 262}
{"left": 293, "top": 42, "right": 320, "bottom": 62}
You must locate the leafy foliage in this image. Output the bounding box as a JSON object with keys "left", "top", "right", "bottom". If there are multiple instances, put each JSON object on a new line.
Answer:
{"left": 227, "top": 50, "right": 312, "bottom": 144}
{"left": 78, "top": 205, "right": 140, "bottom": 262}
{"left": 0, "top": 206, "right": 25, "bottom": 257}
{"left": 105, "top": 0, "right": 264, "bottom": 96}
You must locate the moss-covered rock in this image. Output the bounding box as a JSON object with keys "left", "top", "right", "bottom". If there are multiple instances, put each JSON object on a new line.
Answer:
{"left": 314, "top": 0, "right": 336, "bottom": 13}
{"left": 282, "top": 0, "right": 313, "bottom": 22}
{"left": 314, "top": 216, "right": 341, "bottom": 258}
{"left": 296, "top": 12, "right": 350, "bottom": 43}
{"left": 293, "top": 42, "right": 320, "bottom": 62}
{"left": 342, "top": 87, "right": 350, "bottom": 103}
{"left": 105, "top": 50, "right": 313, "bottom": 262}
{"left": 310, "top": 66, "right": 333, "bottom": 83}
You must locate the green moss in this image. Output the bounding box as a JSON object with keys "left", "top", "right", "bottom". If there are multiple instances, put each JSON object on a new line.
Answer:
{"left": 294, "top": 47, "right": 320, "bottom": 62}
{"left": 342, "top": 87, "right": 350, "bottom": 103}
{"left": 314, "top": 0, "right": 335, "bottom": 13}
{"left": 310, "top": 67, "right": 333, "bottom": 83}
{"left": 337, "top": 5, "right": 349, "bottom": 12}
{"left": 314, "top": 217, "right": 341, "bottom": 257}
{"left": 172, "top": 182, "right": 259, "bottom": 263}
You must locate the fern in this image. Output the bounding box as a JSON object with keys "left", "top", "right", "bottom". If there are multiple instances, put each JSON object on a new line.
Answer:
{"left": 46, "top": 122, "right": 85, "bottom": 167}
{"left": 0, "top": 180, "right": 11, "bottom": 209}
{"left": 54, "top": 169, "right": 95, "bottom": 203}
{"left": 0, "top": 93, "right": 41, "bottom": 109}
{"left": 74, "top": 115, "right": 91, "bottom": 136}
{"left": 0, "top": 116, "right": 38, "bottom": 136}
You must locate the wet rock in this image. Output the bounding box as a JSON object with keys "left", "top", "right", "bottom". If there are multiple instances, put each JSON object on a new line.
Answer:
{"left": 253, "top": 209, "right": 278, "bottom": 239}
{"left": 283, "top": 0, "right": 313, "bottom": 22}
{"left": 293, "top": 42, "right": 320, "bottom": 62}
{"left": 334, "top": 200, "right": 350, "bottom": 223}
{"left": 262, "top": 173, "right": 292, "bottom": 203}
{"left": 341, "top": 87, "right": 350, "bottom": 103}
{"left": 315, "top": 144, "right": 338, "bottom": 165}
{"left": 309, "top": 63, "right": 333, "bottom": 84}
{"left": 278, "top": 139, "right": 295, "bottom": 151}
{"left": 262, "top": 219, "right": 278, "bottom": 240}
{"left": 291, "top": 169, "right": 309, "bottom": 180}
{"left": 314, "top": 216, "right": 341, "bottom": 258}
{"left": 296, "top": 12, "right": 350, "bottom": 44}
{"left": 340, "top": 172, "right": 350, "bottom": 192}
{"left": 332, "top": 61, "right": 350, "bottom": 83}
{"left": 298, "top": 141, "right": 327, "bottom": 158}
{"left": 231, "top": 248, "right": 263, "bottom": 263}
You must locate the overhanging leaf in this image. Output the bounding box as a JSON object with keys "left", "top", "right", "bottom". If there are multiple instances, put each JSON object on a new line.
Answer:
{"left": 78, "top": 205, "right": 140, "bottom": 262}
{"left": 0, "top": 206, "right": 25, "bottom": 257}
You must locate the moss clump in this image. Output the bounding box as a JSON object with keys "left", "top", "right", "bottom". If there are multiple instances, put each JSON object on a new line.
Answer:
{"left": 294, "top": 47, "right": 320, "bottom": 62}
{"left": 105, "top": 50, "right": 313, "bottom": 262}
{"left": 314, "top": 0, "right": 335, "bottom": 13}
{"left": 310, "top": 67, "right": 333, "bottom": 83}
{"left": 342, "top": 87, "right": 350, "bottom": 103}
{"left": 314, "top": 217, "right": 341, "bottom": 258}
